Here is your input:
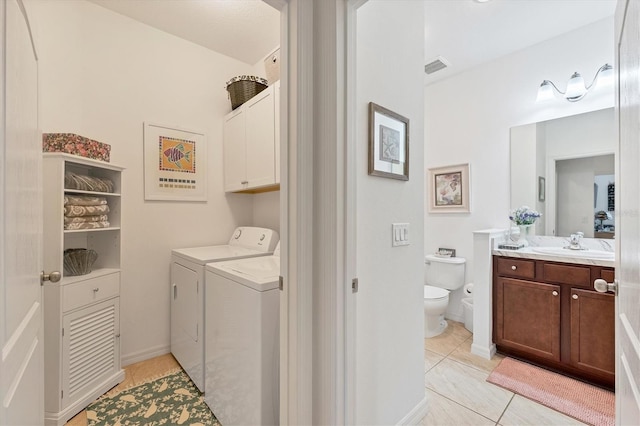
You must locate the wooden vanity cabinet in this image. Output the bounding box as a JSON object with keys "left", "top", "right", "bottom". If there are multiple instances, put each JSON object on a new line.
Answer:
{"left": 493, "top": 256, "right": 615, "bottom": 389}
{"left": 494, "top": 277, "right": 560, "bottom": 362}
{"left": 569, "top": 288, "right": 615, "bottom": 378}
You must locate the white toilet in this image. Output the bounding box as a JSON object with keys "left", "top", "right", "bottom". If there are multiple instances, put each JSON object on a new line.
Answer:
{"left": 424, "top": 254, "right": 466, "bottom": 338}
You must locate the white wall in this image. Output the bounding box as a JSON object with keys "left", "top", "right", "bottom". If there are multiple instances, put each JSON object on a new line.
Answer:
{"left": 356, "top": 1, "right": 425, "bottom": 424}
{"left": 425, "top": 18, "right": 614, "bottom": 322}
{"left": 509, "top": 124, "right": 536, "bottom": 212}
{"left": 252, "top": 191, "right": 280, "bottom": 233}
{"left": 31, "top": 0, "right": 274, "bottom": 362}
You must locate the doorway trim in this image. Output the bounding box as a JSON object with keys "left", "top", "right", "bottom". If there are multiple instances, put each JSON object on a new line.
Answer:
{"left": 265, "top": 0, "right": 365, "bottom": 423}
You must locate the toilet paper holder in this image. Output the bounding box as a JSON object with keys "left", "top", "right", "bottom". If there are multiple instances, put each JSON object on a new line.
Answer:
{"left": 463, "top": 283, "right": 474, "bottom": 295}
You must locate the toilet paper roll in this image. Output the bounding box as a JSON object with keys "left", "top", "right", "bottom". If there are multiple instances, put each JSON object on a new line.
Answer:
{"left": 463, "top": 283, "right": 474, "bottom": 295}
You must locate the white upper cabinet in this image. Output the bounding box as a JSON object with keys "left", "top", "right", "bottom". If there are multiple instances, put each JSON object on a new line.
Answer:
{"left": 223, "top": 83, "right": 279, "bottom": 193}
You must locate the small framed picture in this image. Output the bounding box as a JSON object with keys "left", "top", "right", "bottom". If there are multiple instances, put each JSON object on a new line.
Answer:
{"left": 538, "top": 176, "right": 546, "bottom": 202}
{"left": 428, "top": 163, "right": 471, "bottom": 213}
{"left": 368, "top": 102, "right": 409, "bottom": 181}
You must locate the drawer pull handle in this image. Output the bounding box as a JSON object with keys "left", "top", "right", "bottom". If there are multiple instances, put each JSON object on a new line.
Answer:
{"left": 572, "top": 294, "right": 578, "bottom": 300}
{"left": 511, "top": 265, "right": 517, "bottom": 270}
{"left": 93, "top": 288, "right": 100, "bottom": 293}
{"left": 552, "top": 291, "right": 558, "bottom": 296}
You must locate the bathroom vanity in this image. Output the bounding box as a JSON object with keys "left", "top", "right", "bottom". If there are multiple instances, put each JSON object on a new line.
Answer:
{"left": 492, "top": 252, "right": 614, "bottom": 389}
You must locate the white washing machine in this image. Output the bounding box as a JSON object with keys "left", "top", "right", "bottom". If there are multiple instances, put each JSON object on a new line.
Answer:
{"left": 170, "top": 227, "right": 278, "bottom": 392}
{"left": 204, "top": 242, "right": 280, "bottom": 426}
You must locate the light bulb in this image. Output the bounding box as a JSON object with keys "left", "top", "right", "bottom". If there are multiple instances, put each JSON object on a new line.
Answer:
{"left": 536, "top": 81, "right": 555, "bottom": 102}
{"left": 597, "top": 64, "right": 614, "bottom": 87}
{"left": 565, "top": 72, "right": 586, "bottom": 101}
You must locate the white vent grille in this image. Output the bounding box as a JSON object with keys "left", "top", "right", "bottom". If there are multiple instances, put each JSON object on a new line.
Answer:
{"left": 68, "top": 305, "right": 115, "bottom": 395}
{"left": 424, "top": 56, "right": 450, "bottom": 75}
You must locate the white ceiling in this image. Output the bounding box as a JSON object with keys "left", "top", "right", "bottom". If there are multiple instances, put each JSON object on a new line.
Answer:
{"left": 87, "top": 0, "right": 616, "bottom": 79}
{"left": 88, "top": 0, "right": 280, "bottom": 65}
{"left": 424, "top": 0, "right": 617, "bottom": 85}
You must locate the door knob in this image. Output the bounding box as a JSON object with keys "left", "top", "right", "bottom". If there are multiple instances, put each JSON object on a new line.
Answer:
{"left": 594, "top": 278, "right": 618, "bottom": 295}
{"left": 41, "top": 271, "right": 61, "bottom": 284}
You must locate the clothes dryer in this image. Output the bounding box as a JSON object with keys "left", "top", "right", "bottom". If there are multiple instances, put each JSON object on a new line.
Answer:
{"left": 204, "top": 243, "right": 280, "bottom": 426}
{"left": 170, "top": 227, "right": 278, "bottom": 392}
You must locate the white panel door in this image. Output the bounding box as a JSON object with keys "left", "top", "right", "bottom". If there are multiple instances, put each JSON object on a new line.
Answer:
{"left": 616, "top": 0, "right": 640, "bottom": 423}
{"left": 0, "top": 0, "right": 43, "bottom": 424}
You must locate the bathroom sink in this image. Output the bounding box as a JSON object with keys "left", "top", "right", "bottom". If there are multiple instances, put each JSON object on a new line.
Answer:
{"left": 531, "top": 247, "right": 615, "bottom": 259}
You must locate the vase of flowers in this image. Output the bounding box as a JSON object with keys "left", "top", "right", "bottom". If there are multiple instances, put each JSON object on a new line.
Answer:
{"left": 509, "top": 206, "right": 541, "bottom": 246}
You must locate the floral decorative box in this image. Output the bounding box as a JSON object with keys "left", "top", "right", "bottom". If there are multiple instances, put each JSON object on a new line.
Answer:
{"left": 43, "top": 133, "right": 111, "bottom": 162}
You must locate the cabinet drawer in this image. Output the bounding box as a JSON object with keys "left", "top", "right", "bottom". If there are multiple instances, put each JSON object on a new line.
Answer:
{"left": 62, "top": 272, "right": 119, "bottom": 312}
{"left": 496, "top": 257, "right": 535, "bottom": 279}
{"left": 600, "top": 269, "right": 615, "bottom": 283}
{"left": 542, "top": 263, "right": 590, "bottom": 287}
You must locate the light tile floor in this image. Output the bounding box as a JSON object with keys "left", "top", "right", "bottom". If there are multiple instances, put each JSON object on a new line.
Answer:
{"left": 67, "top": 322, "right": 586, "bottom": 425}
{"left": 421, "top": 320, "right": 587, "bottom": 426}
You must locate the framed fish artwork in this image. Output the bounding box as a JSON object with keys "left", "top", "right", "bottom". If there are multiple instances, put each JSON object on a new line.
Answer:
{"left": 143, "top": 122, "right": 207, "bottom": 201}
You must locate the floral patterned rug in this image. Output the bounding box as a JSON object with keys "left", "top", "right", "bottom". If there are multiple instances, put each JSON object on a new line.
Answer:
{"left": 86, "top": 369, "right": 219, "bottom": 425}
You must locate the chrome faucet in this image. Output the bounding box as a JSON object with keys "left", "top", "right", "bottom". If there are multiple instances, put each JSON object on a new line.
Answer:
{"left": 567, "top": 232, "right": 585, "bottom": 250}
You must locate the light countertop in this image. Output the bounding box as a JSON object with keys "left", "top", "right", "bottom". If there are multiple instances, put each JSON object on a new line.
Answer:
{"left": 492, "top": 247, "right": 614, "bottom": 268}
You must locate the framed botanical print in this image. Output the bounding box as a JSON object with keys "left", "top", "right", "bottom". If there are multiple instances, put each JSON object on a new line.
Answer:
{"left": 368, "top": 102, "right": 409, "bottom": 181}
{"left": 428, "top": 163, "right": 471, "bottom": 213}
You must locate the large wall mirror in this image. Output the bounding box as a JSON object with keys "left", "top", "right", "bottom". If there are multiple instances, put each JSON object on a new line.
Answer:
{"left": 510, "top": 107, "right": 615, "bottom": 238}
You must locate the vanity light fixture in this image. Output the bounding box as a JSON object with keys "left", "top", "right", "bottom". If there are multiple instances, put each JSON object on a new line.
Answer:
{"left": 536, "top": 63, "right": 613, "bottom": 102}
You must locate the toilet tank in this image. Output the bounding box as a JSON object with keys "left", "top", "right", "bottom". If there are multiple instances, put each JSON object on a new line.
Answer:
{"left": 424, "top": 254, "right": 466, "bottom": 290}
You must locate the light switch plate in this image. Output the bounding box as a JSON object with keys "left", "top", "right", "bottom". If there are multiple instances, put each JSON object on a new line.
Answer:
{"left": 392, "top": 223, "right": 410, "bottom": 247}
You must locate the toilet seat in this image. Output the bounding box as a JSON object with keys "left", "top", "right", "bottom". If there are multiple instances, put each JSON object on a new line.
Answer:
{"left": 424, "top": 285, "right": 449, "bottom": 300}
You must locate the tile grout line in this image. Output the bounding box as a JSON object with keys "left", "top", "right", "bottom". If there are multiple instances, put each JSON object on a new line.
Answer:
{"left": 425, "top": 386, "right": 503, "bottom": 425}
{"left": 445, "top": 353, "right": 500, "bottom": 376}
{"left": 495, "top": 392, "right": 515, "bottom": 425}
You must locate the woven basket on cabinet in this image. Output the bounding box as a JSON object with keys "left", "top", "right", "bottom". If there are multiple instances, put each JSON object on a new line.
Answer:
{"left": 225, "top": 75, "right": 269, "bottom": 110}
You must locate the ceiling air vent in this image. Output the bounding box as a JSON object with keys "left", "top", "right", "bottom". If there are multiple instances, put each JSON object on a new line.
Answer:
{"left": 424, "top": 56, "right": 450, "bottom": 75}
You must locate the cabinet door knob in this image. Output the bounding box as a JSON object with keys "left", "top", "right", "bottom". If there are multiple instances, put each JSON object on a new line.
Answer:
{"left": 552, "top": 291, "right": 558, "bottom": 296}
{"left": 241, "top": 181, "right": 249, "bottom": 185}
{"left": 572, "top": 294, "right": 578, "bottom": 300}
{"left": 93, "top": 288, "right": 100, "bottom": 293}
{"left": 511, "top": 265, "right": 517, "bottom": 270}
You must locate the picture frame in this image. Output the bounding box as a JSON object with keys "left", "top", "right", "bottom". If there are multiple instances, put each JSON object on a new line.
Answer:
{"left": 427, "top": 163, "right": 470, "bottom": 213}
{"left": 368, "top": 102, "right": 409, "bottom": 181}
{"left": 143, "top": 122, "right": 207, "bottom": 201}
{"left": 538, "top": 176, "right": 546, "bottom": 202}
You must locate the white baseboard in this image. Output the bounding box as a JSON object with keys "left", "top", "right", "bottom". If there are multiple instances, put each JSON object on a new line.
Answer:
{"left": 470, "top": 342, "right": 496, "bottom": 360}
{"left": 445, "top": 313, "right": 464, "bottom": 323}
{"left": 121, "top": 344, "right": 171, "bottom": 367}
{"left": 397, "top": 395, "right": 428, "bottom": 425}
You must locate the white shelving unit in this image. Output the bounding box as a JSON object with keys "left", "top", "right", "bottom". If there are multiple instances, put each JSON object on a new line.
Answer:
{"left": 42, "top": 153, "right": 125, "bottom": 425}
